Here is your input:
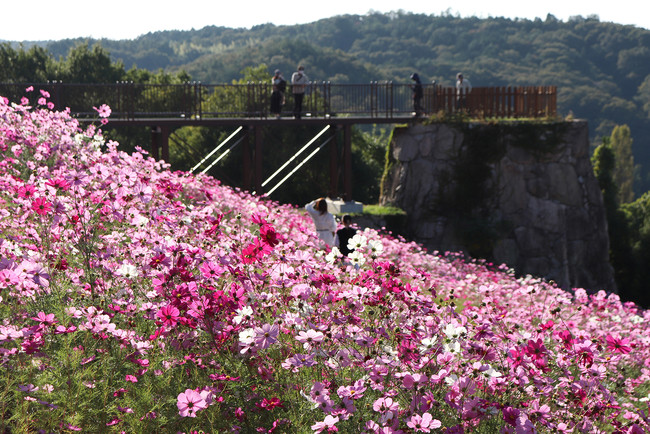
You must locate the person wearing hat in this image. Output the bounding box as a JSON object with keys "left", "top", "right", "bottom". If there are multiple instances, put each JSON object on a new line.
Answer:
{"left": 270, "top": 69, "right": 286, "bottom": 118}
{"left": 291, "top": 65, "right": 309, "bottom": 119}
{"left": 455, "top": 72, "right": 472, "bottom": 112}
{"left": 410, "top": 73, "right": 424, "bottom": 117}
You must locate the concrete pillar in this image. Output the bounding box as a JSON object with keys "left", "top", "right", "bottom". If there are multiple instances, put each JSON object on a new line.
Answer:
{"left": 243, "top": 126, "right": 252, "bottom": 191}
{"left": 329, "top": 125, "right": 338, "bottom": 198}
{"left": 150, "top": 126, "right": 160, "bottom": 160}
{"left": 255, "top": 125, "right": 263, "bottom": 194}
{"left": 150, "top": 126, "right": 169, "bottom": 162}
{"left": 343, "top": 124, "right": 352, "bottom": 201}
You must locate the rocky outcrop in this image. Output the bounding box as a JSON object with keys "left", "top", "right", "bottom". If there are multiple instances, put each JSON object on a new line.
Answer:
{"left": 380, "top": 121, "right": 616, "bottom": 292}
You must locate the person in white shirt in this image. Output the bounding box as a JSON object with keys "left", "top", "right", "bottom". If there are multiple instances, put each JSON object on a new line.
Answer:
{"left": 291, "top": 65, "right": 309, "bottom": 119}
{"left": 305, "top": 197, "right": 337, "bottom": 248}
{"left": 456, "top": 72, "right": 472, "bottom": 112}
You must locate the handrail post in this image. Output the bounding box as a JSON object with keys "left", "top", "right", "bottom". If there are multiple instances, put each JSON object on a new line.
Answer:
{"left": 370, "top": 82, "right": 374, "bottom": 117}
{"left": 326, "top": 81, "right": 331, "bottom": 117}
{"left": 196, "top": 82, "right": 203, "bottom": 119}
{"left": 128, "top": 81, "right": 134, "bottom": 120}
{"left": 388, "top": 81, "right": 393, "bottom": 118}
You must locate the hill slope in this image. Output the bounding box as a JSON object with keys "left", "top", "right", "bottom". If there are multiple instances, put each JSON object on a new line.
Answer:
{"left": 1, "top": 86, "right": 650, "bottom": 432}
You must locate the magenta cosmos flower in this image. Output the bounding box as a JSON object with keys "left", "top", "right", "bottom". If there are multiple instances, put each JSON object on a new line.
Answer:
{"left": 157, "top": 305, "right": 180, "bottom": 327}
{"left": 31, "top": 197, "right": 52, "bottom": 215}
{"left": 177, "top": 388, "right": 207, "bottom": 417}
{"left": 606, "top": 334, "right": 632, "bottom": 354}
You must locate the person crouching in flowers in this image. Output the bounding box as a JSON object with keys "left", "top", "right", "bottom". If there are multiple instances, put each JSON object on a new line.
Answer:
{"left": 305, "top": 197, "right": 337, "bottom": 248}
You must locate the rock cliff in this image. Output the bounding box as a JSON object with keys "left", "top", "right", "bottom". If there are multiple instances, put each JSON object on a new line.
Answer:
{"left": 380, "top": 121, "right": 616, "bottom": 292}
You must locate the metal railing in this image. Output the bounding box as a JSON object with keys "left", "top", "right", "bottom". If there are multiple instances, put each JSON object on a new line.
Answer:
{"left": 0, "top": 82, "right": 557, "bottom": 120}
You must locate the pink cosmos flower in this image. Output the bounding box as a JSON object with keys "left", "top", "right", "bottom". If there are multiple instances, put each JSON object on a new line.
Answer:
{"left": 45, "top": 178, "right": 71, "bottom": 191}
{"left": 0, "top": 269, "right": 20, "bottom": 288}
{"left": 125, "top": 375, "right": 138, "bottom": 383}
{"left": 31, "top": 197, "right": 52, "bottom": 215}
{"left": 31, "top": 311, "right": 57, "bottom": 325}
{"left": 406, "top": 412, "right": 441, "bottom": 432}
{"left": 337, "top": 380, "right": 366, "bottom": 400}
{"left": 251, "top": 213, "right": 268, "bottom": 225}
{"left": 373, "top": 396, "right": 399, "bottom": 413}
{"left": 606, "top": 335, "right": 632, "bottom": 354}
{"left": 106, "top": 418, "right": 121, "bottom": 426}
{"left": 524, "top": 338, "right": 547, "bottom": 361}
{"left": 502, "top": 406, "right": 520, "bottom": 426}
{"left": 259, "top": 223, "right": 280, "bottom": 246}
{"left": 283, "top": 353, "right": 316, "bottom": 370}
{"left": 253, "top": 323, "right": 279, "bottom": 349}
{"left": 557, "top": 330, "right": 575, "bottom": 349}
{"left": 93, "top": 104, "right": 112, "bottom": 118}
{"left": 296, "top": 329, "right": 324, "bottom": 348}
{"left": 157, "top": 305, "right": 180, "bottom": 327}
{"left": 310, "top": 382, "right": 329, "bottom": 402}
{"left": 177, "top": 388, "right": 207, "bottom": 417}
{"left": 17, "top": 184, "right": 36, "bottom": 198}
{"left": 311, "top": 414, "right": 339, "bottom": 433}
{"left": 257, "top": 397, "right": 283, "bottom": 410}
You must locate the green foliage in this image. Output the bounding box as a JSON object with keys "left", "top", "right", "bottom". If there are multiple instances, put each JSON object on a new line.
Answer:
{"left": 350, "top": 127, "right": 391, "bottom": 203}
{"left": 610, "top": 125, "right": 636, "bottom": 204}
{"left": 361, "top": 204, "right": 406, "bottom": 216}
{"left": 29, "top": 12, "right": 650, "bottom": 191}
{"left": 6, "top": 13, "right": 650, "bottom": 194}
{"left": 53, "top": 43, "right": 125, "bottom": 83}
{"left": 0, "top": 43, "right": 53, "bottom": 82}
{"left": 620, "top": 193, "right": 650, "bottom": 307}
{"left": 592, "top": 137, "right": 636, "bottom": 302}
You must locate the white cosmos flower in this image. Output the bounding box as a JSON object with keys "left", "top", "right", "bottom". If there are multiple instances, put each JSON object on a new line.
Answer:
{"left": 325, "top": 247, "right": 341, "bottom": 264}
{"left": 368, "top": 239, "right": 384, "bottom": 256}
{"left": 443, "top": 323, "right": 467, "bottom": 339}
{"left": 347, "top": 250, "right": 366, "bottom": 267}
{"left": 444, "top": 374, "right": 458, "bottom": 386}
{"left": 443, "top": 340, "right": 461, "bottom": 354}
{"left": 419, "top": 336, "right": 438, "bottom": 354}
{"left": 238, "top": 328, "right": 255, "bottom": 349}
{"left": 115, "top": 263, "right": 139, "bottom": 279}
{"left": 630, "top": 315, "right": 644, "bottom": 324}
{"left": 347, "top": 234, "right": 367, "bottom": 251}
{"left": 234, "top": 306, "right": 253, "bottom": 324}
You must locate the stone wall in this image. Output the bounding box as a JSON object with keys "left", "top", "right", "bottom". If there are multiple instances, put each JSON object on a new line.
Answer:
{"left": 380, "top": 121, "right": 616, "bottom": 292}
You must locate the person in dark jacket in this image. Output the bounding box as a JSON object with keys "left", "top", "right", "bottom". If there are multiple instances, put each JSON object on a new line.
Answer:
{"left": 336, "top": 214, "right": 357, "bottom": 257}
{"left": 270, "top": 69, "right": 285, "bottom": 118}
{"left": 411, "top": 73, "right": 424, "bottom": 117}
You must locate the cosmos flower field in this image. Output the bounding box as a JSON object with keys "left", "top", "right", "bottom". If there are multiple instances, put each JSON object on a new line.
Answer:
{"left": 1, "top": 90, "right": 650, "bottom": 433}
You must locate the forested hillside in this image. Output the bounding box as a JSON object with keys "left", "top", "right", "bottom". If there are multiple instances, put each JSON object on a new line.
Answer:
{"left": 4, "top": 11, "right": 650, "bottom": 304}
{"left": 10, "top": 12, "right": 650, "bottom": 193}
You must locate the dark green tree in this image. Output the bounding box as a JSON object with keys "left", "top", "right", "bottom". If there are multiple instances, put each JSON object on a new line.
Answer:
{"left": 0, "top": 43, "right": 53, "bottom": 82}
{"left": 610, "top": 125, "right": 636, "bottom": 204}
{"left": 592, "top": 137, "right": 635, "bottom": 303}
{"left": 620, "top": 193, "right": 650, "bottom": 307}
{"left": 53, "top": 43, "right": 125, "bottom": 83}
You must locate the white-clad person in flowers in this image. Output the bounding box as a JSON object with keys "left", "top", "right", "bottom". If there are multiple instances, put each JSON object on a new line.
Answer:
{"left": 305, "top": 197, "right": 337, "bottom": 248}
